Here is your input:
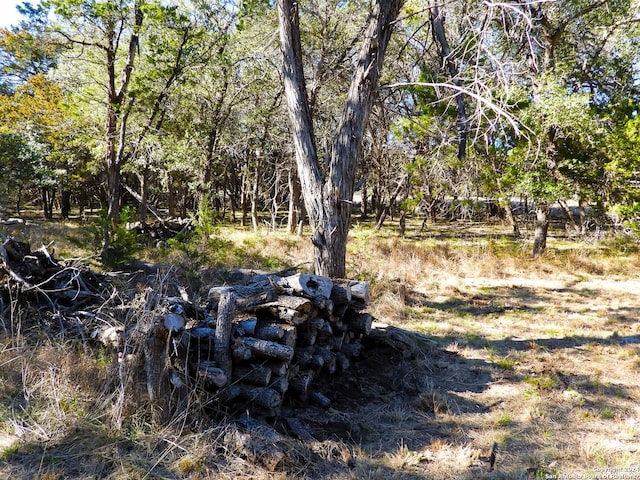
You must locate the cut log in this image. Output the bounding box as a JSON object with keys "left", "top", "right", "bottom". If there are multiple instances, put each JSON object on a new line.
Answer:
{"left": 280, "top": 325, "right": 297, "bottom": 348}
{"left": 345, "top": 312, "right": 373, "bottom": 335}
{"left": 285, "top": 417, "right": 316, "bottom": 442}
{"left": 234, "top": 318, "right": 257, "bottom": 335}
{"left": 233, "top": 365, "right": 272, "bottom": 387}
{"left": 341, "top": 342, "right": 363, "bottom": 357}
{"left": 225, "top": 418, "right": 285, "bottom": 471}
{"left": 296, "top": 327, "right": 317, "bottom": 347}
{"left": 289, "top": 370, "right": 314, "bottom": 394}
{"left": 217, "top": 384, "right": 242, "bottom": 402}
{"left": 232, "top": 345, "right": 252, "bottom": 362}
{"left": 270, "top": 308, "right": 309, "bottom": 325}
{"left": 259, "top": 295, "right": 313, "bottom": 313}
{"left": 169, "top": 369, "right": 186, "bottom": 389}
{"left": 197, "top": 364, "right": 227, "bottom": 388}
{"left": 214, "top": 292, "right": 236, "bottom": 386}
{"left": 329, "top": 333, "right": 345, "bottom": 351}
{"left": 240, "top": 337, "right": 294, "bottom": 361}
{"left": 269, "top": 375, "right": 289, "bottom": 394}
{"left": 330, "top": 282, "right": 352, "bottom": 305}
{"left": 310, "top": 391, "right": 331, "bottom": 408}
{"left": 164, "top": 312, "right": 185, "bottom": 332}
{"left": 237, "top": 385, "right": 282, "bottom": 409}
{"left": 267, "top": 361, "right": 289, "bottom": 377}
{"left": 349, "top": 281, "right": 370, "bottom": 303}
{"left": 316, "top": 346, "right": 337, "bottom": 374}
{"left": 281, "top": 273, "right": 333, "bottom": 299}
{"left": 293, "top": 348, "right": 313, "bottom": 365}
{"left": 335, "top": 352, "right": 350, "bottom": 372}
{"left": 208, "top": 284, "right": 277, "bottom": 309}
{"left": 307, "top": 317, "right": 325, "bottom": 330}
{"left": 254, "top": 324, "right": 285, "bottom": 341}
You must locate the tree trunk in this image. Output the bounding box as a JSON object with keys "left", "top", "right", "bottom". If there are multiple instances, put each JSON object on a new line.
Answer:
{"left": 278, "top": 0, "right": 404, "bottom": 277}
{"left": 287, "top": 167, "right": 300, "bottom": 234}
{"left": 167, "top": 175, "right": 176, "bottom": 217}
{"left": 251, "top": 166, "right": 259, "bottom": 232}
{"left": 430, "top": 3, "right": 468, "bottom": 159}
{"left": 101, "top": 2, "right": 144, "bottom": 259}
{"left": 532, "top": 204, "right": 550, "bottom": 257}
{"left": 579, "top": 197, "right": 587, "bottom": 235}
{"left": 558, "top": 199, "right": 580, "bottom": 234}
{"left": 503, "top": 199, "right": 520, "bottom": 237}
{"left": 60, "top": 190, "right": 71, "bottom": 219}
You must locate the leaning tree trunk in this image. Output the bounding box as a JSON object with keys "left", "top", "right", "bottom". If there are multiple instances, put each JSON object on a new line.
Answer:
{"left": 278, "top": 0, "right": 404, "bottom": 278}
{"left": 532, "top": 204, "right": 550, "bottom": 257}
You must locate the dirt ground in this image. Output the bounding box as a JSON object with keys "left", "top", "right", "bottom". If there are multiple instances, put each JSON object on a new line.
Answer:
{"left": 1, "top": 218, "right": 640, "bottom": 479}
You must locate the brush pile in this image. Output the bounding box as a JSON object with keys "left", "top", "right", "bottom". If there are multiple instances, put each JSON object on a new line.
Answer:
{"left": 144, "top": 271, "right": 372, "bottom": 417}
{"left": 0, "top": 236, "right": 110, "bottom": 310}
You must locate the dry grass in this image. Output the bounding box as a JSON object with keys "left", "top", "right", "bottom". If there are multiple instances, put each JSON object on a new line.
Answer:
{"left": 2, "top": 216, "right": 640, "bottom": 479}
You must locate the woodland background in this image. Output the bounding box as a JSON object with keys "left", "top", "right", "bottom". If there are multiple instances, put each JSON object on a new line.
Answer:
{"left": 1, "top": 2, "right": 640, "bottom": 479}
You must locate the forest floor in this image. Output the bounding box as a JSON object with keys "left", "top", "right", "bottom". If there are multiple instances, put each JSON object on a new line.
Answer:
{"left": 1, "top": 215, "right": 639, "bottom": 479}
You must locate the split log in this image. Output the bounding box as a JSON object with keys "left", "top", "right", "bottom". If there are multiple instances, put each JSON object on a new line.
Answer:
{"left": 240, "top": 337, "right": 294, "bottom": 361}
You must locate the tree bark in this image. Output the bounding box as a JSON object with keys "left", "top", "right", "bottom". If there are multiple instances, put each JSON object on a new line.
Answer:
{"left": 430, "top": 3, "right": 468, "bottom": 159}
{"left": 278, "top": 0, "right": 404, "bottom": 277}
{"left": 102, "top": 2, "right": 144, "bottom": 258}
{"left": 532, "top": 204, "right": 550, "bottom": 257}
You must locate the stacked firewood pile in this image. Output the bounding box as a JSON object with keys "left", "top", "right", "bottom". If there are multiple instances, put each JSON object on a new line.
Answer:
{"left": 146, "top": 272, "right": 372, "bottom": 417}
{"left": 1, "top": 233, "right": 373, "bottom": 419}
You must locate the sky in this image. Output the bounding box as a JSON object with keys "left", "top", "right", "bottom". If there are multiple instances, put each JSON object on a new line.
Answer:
{"left": 0, "top": 1, "right": 39, "bottom": 29}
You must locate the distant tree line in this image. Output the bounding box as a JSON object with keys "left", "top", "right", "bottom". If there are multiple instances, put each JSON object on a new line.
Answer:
{"left": 0, "top": 0, "right": 638, "bottom": 271}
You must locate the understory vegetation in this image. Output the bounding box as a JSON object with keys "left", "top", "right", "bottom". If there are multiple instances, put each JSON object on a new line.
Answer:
{"left": 1, "top": 215, "right": 639, "bottom": 479}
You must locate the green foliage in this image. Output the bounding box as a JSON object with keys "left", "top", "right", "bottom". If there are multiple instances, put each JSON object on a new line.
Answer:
{"left": 96, "top": 206, "right": 142, "bottom": 267}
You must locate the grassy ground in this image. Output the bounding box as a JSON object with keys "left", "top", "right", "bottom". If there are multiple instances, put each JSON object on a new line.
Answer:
{"left": 1, "top": 215, "right": 639, "bottom": 479}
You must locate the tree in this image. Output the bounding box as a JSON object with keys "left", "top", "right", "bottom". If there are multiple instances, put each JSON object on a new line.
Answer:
{"left": 45, "top": 0, "right": 144, "bottom": 256}
{"left": 278, "top": 0, "right": 405, "bottom": 277}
